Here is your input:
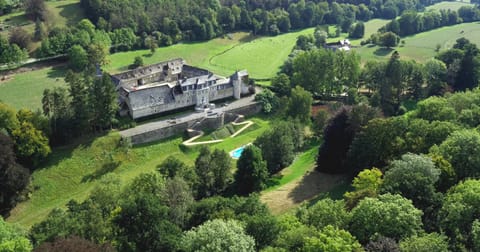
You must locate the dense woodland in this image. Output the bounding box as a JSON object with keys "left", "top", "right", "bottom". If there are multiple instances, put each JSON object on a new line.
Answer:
{"left": 2, "top": 0, "right": 480, "bottom": 251}
{"left": 0, "top": 0, "right": 466, "bottom": 65}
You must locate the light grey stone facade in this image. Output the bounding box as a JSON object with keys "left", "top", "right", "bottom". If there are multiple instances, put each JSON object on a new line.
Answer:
{"left": 110, "top": 58, "right": 250, "bottom": 119}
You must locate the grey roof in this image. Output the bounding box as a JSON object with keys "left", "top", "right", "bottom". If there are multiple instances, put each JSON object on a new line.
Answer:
{"left": 111, "top": 58, "right": 184, "bottom": 81}
{"left": 128, "top": 85, "right": 174, "bottom": 111}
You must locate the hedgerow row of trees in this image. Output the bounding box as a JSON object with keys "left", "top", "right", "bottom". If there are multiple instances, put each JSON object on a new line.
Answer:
{"left": 380, "top": 6, "right": 480, "bottom": 37}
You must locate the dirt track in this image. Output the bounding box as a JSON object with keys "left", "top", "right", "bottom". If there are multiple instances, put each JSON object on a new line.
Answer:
{"left": 261, "top": 171, "right": 347, "bottom": 214}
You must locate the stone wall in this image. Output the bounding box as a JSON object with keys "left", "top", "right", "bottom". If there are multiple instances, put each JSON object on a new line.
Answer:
{"left": 126, "top": 101, "right": 260, "bottom": 145}
{"left": 225, "top": 102, "right": 262, "bottom": 116}
{"left": 129, "top": 121, "right": 190, "bottom": 145}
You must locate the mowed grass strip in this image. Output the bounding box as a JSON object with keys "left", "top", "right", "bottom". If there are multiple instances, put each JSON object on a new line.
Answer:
{"left": 0, "top": 66, "right": 67, "bottom": 110}
{"left": 8, "top": 116, "right": 270, "bottom": 228}
{"left": 264, "top": 145, "right": 319, "bottom": 193}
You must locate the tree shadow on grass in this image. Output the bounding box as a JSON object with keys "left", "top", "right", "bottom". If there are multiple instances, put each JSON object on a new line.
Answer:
{"left": 58, "top": 3, "right": 86, "bottom": 27}
{"left": 82, "top": 161, "right": 122, "bottom": 182}
{"left": 374, "top": 47, "right": 394, "bottom": 56}
{"left": 288, "top": 171, "right": 348, "bottom": 204}
{"left": 265, "top": 174, "right": 283, "bottom": 188}
{"left": 36, "top": 132, "right": 110, "bottom": 172}
{"left": 46, "top": 66, "right": 68, "bottom": 79}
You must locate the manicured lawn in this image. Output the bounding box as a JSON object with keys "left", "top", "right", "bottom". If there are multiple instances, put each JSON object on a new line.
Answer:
{"left": 426, "top": 0, "right": 472, "bottom": 11}
{"left": 264, "top": 145, "right": 319, "bottom": 192}
{"left": 0, "top": 66, "right": 67, "bottom": 110}
{"left": 7, "top": 116, "right": 270, "bottom": 228}
{"left": 108, "top": 28, "right": 315, "bottom": 79}
{"left": 356, "top": 22, "right": 480, "bottom": 62}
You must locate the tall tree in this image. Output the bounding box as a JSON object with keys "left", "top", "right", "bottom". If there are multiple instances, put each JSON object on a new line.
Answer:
{"left": 114, "top": 193, "right": 181, "bottom": 252}
{"left": 286, "top": 86, "right": 312, "bottom": 124}
{"left": 65, "top": 71, "right": 89, "bottom": 133}
{"left": 0, "top": 133, "right": 30, "bottom": 216}
{"left": 11, "top": 121, "right": 51, "bottom": 167}
{"left": 0, "top": 216, "right": 32, "bottom": 251}
{"left": 24, "top": 0, "right": 48, "bottom": 21}
{"left": 399, "top": 233, "right": 449, "bottom": 252}
{"left": 234, "top": 145, "right": 269, "bottom": 195}
{"left": 194, "top": 147, "right": 232, "bottom": 198}
{"left": 382, "top": 51, "right": 402, "bottom": 116}
{"left": 89, "top": 73, "right": 118, "bottom": 130}
{"left": 350, "top": 193, "right": 423, "bottom": 243}
{"left": 254, "top": 121, "right": 296, "bottom": 174}
{"left": 344, "top": 167, "right": 383, "bottom": 209}
{"left": 437, "top": 129, "right": 480, "bottom": 180}
{"left": 182, "top": 219, "right": 255, "bottom": 252}
{"left": 439, "top": 179, "right": 480, "bottom": 251}
{"left": 303, "top": 225, "right": 362, "bottom": 252}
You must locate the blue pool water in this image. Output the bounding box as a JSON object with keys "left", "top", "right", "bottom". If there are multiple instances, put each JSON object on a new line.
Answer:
{"left": 231, "top": 146, "right": 246, "bottom": 159}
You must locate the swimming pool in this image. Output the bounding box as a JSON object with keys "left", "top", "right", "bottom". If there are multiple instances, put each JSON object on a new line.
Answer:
{"left": 231, "top": 146, "right": 246, "bottom": 159}
{"left": 230, "top": 144, "right": 251, "bottom": 159}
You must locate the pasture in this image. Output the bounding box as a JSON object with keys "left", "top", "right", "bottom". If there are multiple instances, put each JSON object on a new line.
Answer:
{"left": 0, "top": 66, "right": 67, "bottom": 110}
{"left": 355, "top": 22, "right": 480, "bottom": 62}
{"left": 108, "top": 28, "right": 315, "bottom": 79}
{"left": 326, "top": 19, "right": 390, "bottom": 46}
{"left": 426, "top": 0, "right": 473, "bottom": 11}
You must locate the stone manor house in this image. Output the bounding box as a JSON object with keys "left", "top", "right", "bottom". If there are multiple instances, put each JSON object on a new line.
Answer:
{"left": 110, "top": 58, "right": 250, "bottom": 119}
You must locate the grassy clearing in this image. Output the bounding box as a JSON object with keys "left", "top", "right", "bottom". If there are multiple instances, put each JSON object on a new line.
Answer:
{"left": 209, "top": 28, "right": 314, "bottom": 79}
{"left": 0, "top": 0, "right": 84, "bottom": 50}
{"left": 264, "top": 145, "right": 319, "bottom": 192}
{"left": 426, "top": 0, "right": 472, "bottom": 11}
{"left": 356, "top": 22, "right": 480, "bottom": 62}
{"left": 108, "top": 28, "right": 315, "bottom": 79}
{"left": 0, "top": 66, "right": 67, "bottom": 110}
{"left": 326, "top": 19, "right": 390, "bottom": 46}
{"left": 8, "top": 116, "right": 270, "bottom": 228}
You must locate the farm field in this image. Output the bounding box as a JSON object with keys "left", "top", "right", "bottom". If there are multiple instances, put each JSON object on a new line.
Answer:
{"left": 108, "top": 28, "right": 315, "bottom": 79}
{"left": 426, "top": 0, "right": 472, "bottom": 11}
{"left": 8, "top": 116, "right": 271, "bottom": 228}
{"left": 0, "top": 66, "right": 67, "bottom": 110}
{"left": 355, "top": 22, "right": 480, "bottom": 62}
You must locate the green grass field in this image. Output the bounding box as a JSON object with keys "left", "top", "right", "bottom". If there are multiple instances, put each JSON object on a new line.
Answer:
{"left": 0, "top": 0, "right": 84, "bottom": 50}
{"left": 7, "top": 116, "right": 270, "bottom": 228}
{"left": 264, "top": 145, "right": 319, "bottom": 192}
{"left": 108, "top": 28, "right": 315, "bottom": 79}
{"left": 426, "top": 0, "right": 472, "bottom": 11}
{"left": 0, "top": 66, "right": 67, "bottom": 110}
{"left": 209, "top": 28, "right": 314, "bottom": 79}
{"left": 355, "top": 22, "right": 480, "bottom": 62}
{"left": 327, "top": 19, "right": 390, "bottom": 46}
